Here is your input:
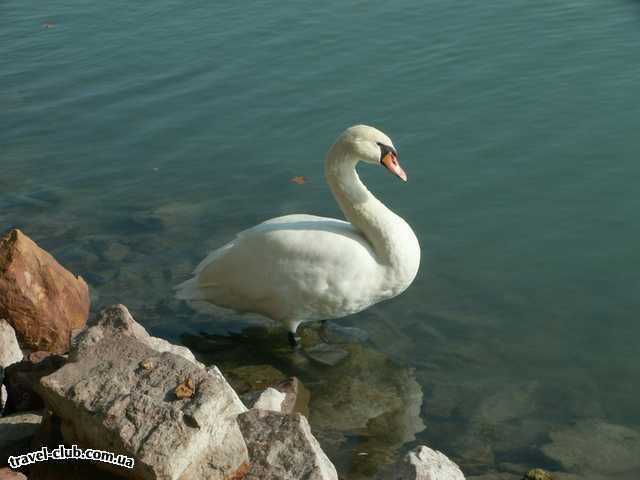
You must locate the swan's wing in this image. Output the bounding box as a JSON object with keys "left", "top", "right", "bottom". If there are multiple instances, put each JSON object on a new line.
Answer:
{"left": 192, "top": 214, "right": 347, "bottom": 275}
{"left": 177, "top": 214, "right": 382, "bottom": 321}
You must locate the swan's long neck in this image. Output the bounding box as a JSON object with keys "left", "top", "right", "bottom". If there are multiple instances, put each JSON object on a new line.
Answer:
{"left": 325, "top": 147, "right": 405, "bottom": 266}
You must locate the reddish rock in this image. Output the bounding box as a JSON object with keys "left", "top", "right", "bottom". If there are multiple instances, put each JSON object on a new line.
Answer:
{"left": 0, "top": 229, "right": 90, "bottom": 354}
{"left": 0, "top": 467, "right": 27, "bottom": 480}
{"left": 272, "top": 377, "right": 311, "bottom": 417}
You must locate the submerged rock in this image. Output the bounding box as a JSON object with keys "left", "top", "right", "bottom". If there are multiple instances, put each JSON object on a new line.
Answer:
{"left": 225, "top": 364, "right": 288, "bottom": 394}
{"left": 151, "top": 201, "right": 206, "bottom": 230}
{"left": 376, "top": 445, "right": 466, "bottom": 480}
{"left": 305, "top": 342, "right": 349, "bottom": 366}
{"left": 523, "top": 469, "right": 553, "bottom": 480}
{"left": 0, "top": 229, "right": 89, "bottom": 353}
{"left": 38, "top": 315, "right": 249, "bottom": 480}
{"left": 541, "top": 420, "right": 640, "bottom": 477}
{"left": 310, "top": 342, "right": 424, "bottom": 445}
{"left": 103, "top": 241, "right": 130, "bottom": 263}
{"left": 472, "top": 381, "right": 539, "bottom": 425}
{"left": 237, "top": 409, "right": 338, "bottom": 480}
{"left": 467, "top": 473, "right": 519, "bottom": 480}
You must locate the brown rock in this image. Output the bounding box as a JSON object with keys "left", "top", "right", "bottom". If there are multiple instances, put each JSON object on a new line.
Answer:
{"left": 272, "top": 377, "right": 310, "bottom": 417}
{"left": 224, "top": 462, "right": 251, "bottom": 480}
{"left": 0, "top": 229, "right": 90, "bottom": 354}
{"left": 0, "top": 467, "right": 28, "bottom": 480}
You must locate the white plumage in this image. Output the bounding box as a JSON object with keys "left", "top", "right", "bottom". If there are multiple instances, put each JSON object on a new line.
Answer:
{"left": 176, "top": 125, "right": 420, "bottom": 344}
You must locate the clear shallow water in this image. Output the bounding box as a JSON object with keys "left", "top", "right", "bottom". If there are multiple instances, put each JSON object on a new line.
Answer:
{"left": 2, "top": 0, "right": 640, "bottom": 478}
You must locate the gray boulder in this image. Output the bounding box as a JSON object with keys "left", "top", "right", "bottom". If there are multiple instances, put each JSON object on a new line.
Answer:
{"left": 73, "top": 304, "right": 203, "bottom": 368}
{"left": 237, "top": 409, "right": 338, "bottom": 480}
{"left": 0, "top": 319, "right": 23, "bottom": 385}
{"left": 378, "top": 445, "right": 465, "bottom": 480}
{"left": 0, "top": 411, "right": 43, "bottom": 465}
{"left": 38, "top": 323, "right": 248, "bottom": 480}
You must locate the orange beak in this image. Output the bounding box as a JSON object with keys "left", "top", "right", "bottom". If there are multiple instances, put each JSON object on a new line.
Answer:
{"left": 381, "top": 152, "right": 407, "bottom": 182}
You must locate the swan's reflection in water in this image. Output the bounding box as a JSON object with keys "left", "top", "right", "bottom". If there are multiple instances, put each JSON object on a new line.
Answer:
{"left": 181, "top": 323, "right": 425, "bottom": 479}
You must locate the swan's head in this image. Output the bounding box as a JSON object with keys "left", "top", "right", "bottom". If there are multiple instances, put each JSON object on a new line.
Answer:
{"left": 333, "top": 124, "right": 407, "bottom": 181}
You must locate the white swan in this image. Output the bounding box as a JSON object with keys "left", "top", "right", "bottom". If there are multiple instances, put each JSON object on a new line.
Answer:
{"left": 176, "top": 125, "right": 420, "bottom": 346}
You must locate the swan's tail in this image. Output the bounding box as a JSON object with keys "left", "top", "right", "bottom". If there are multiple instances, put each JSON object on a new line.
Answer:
{"left": 175, "top": 240, "right": 234, "bottom": 302}
{"left": 174, "top": 276, "right": 205, "bottom": 301}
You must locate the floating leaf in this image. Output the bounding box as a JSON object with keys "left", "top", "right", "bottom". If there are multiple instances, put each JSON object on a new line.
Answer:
{"left": 291, "top": 176, "right": 306, "bottom": 185}
{"left": 175, "top": 377, "right": 195, "bottom": 399}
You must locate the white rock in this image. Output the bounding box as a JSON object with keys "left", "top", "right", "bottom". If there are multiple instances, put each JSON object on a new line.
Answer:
{"left": 0, "top": 319, "right": 23, "bottom": 368}
{"left": 252, "top": 387, "right": 286, "bottom": 412}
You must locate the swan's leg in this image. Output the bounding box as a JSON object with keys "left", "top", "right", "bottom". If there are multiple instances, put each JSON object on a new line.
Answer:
{"left": 320, "top": 320, "right": 329, "bottom": 342}
{"left": 288, "top": 331, "right": 301, "bottom": 348}
{"left": 286, "top": 320, "right": 302, "bottom": 348}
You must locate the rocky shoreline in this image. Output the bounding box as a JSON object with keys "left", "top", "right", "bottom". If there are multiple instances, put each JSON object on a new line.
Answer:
{"left": 1, "top": 301, "right": 466, "bottom": 480}
{"left": 2, "top": 228, "right": 637, "bottom": 480}
{"left": 0, "top": 228, "right": 467, "bottom": 479}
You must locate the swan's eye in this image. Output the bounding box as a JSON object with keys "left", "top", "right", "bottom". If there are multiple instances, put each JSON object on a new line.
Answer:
{"left": 376, "top": 142, "right": 397, "bottom": 162}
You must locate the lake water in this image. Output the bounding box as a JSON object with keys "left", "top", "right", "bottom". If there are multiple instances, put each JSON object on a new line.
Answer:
{"left": 2, "top": 0, "right": 640, "bottom": 478}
